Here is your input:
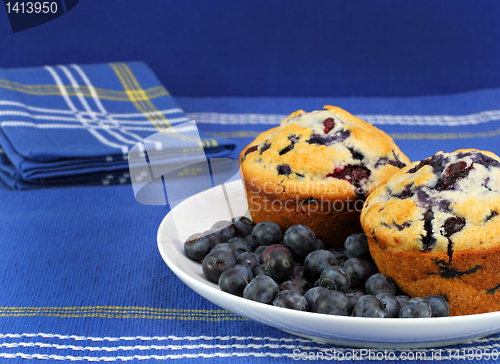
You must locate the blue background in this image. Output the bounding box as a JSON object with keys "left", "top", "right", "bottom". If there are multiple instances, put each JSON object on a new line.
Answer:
{"left": 0, "top": 0, "right": 499, "bottom": 97}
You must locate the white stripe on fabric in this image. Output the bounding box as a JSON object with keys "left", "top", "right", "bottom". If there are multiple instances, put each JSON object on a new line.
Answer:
{"left": 0, "top": 111, "right": 189, "bottom": 125}
{"left": 0, "top": 332, "right": 495, "bottom": 346}
{"left": 0, "top": 333, "right": 320, "bottom": 343}
{"left": 187, "top": 110, "right": 500, "bottom": 126}
{"left": 70, "top": 64, "right": 147, "bottom": 144}
{"left": 44, "top": 66, "right": 129, "bottom": 154}
{"left": 0, "top": 333, "right": 495, "bottom": 361}
{"left": 0, "top": 121, "right": 197, "bottom": 133}
{"left": 58, "top": 65, "right": 138, "bottom": 146}
{"left": 0, "top": 333, "right": 498, "bottom": 360}
{"left": 0, "top": 341, "right": 331, "bottom": 352}
{"left": 0, "top": 350, "right": 488, "bottom": 362}
{"left": 0, "top": 121, "right": 158, "bottom": 132}
{"left": 0, "top": 352, "right": 296, "bottom": 361}
{"left": 188, "top": 113, "right": 284, "bottom": 125}
{"left": 110, "top": 117, "right": 190, "bottom": 125}
{"left": 109, "top": 110, "right": 185, "bottom": 118}
{"left": 0, "top": 111, "right": 78, "bottom": 121}
{"left": 3, "top": 98, "right": 500, "bottom": 127}
{"left": 0, "top": 348, "right": 494, "bottom": 362}
{"left": 0, "top": 100, "right": 74, "bottom": 115}
{"left": 0, "top": 100, "right": 184, "bottom": 118}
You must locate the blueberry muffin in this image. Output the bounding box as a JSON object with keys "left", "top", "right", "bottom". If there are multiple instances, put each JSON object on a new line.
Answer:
{"left": 239, "top": 105, "right": 410, "bottom": 248}
{"left": 361, "top": 149, "right": 500, "bottom": 316}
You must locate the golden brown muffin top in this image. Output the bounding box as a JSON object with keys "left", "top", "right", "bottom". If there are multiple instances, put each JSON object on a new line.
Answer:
{"left": 361, "top": 149, "right": 500, "bottom": 257}
{"left": 240, "top": 105, "right": 410, "bottom": 201}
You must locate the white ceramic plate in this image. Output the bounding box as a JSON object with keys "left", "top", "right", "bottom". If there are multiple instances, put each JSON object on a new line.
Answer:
{"left": 157, "top": 179, "right": 500, "bottom": 349}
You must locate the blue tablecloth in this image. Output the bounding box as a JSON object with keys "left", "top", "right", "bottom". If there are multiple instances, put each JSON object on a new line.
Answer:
{"left": 1, "top": 90, "right": 500, "bottom": 363}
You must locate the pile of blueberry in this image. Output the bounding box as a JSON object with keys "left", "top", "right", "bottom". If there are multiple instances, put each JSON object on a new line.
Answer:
{"left": 184, "top": 218, "right": 449, "bottom": 318}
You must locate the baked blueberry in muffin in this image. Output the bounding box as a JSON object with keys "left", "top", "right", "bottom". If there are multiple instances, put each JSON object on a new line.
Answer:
{"left": 240, "top": 105, "right": 410, "bottom": 248}
{"left": 361, "top": 149, "right": 500, "bottom": 315}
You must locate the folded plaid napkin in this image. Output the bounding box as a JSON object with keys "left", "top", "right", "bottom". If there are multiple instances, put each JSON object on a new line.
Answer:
{"left": 0, "top": 62, "right": 235, "bottom": 190}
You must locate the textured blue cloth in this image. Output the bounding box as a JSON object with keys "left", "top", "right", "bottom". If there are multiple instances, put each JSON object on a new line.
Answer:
{"left": 0, "top": 62, "right": 235, "bottom": 190}
{"left": 1, "top": 92, "right": 500, "bottom": 363}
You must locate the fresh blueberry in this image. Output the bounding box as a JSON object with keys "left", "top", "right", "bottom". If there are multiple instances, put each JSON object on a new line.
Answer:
{"left": 252, "top": 221, "right": 283, "bottom": 247}
{"left": 283, "top": 224, "right": 317, "bottom": 261}
{"left": 395, "top": 295, "right": 411, "bottom": 309}
{"left": 399, "top": 297, "right": 432, "bottom": 318}
{"left": 315, "top": 238, "right": 325, "bottom": 250}
{"left": 211, "top": 243, "right": 237, "bottom": 259}
{"left": 365, "top": 273, "right": 397, "bottom": 296}
{"left": 211, "top": 220, "right": 240, "bottom": 241}
{"left": 423, "top": 295, "right": 450, "bottom": 317}
{"left": 376, "top": 294, "right": 400, "bottom": 318}
{"left": 343, "top": 258, "right": 378, "bottom": 288}
{"left": 273, "top": 290, "right": 309, "bottom": 311}
{"left": 352, "top": 295, "right": 386, "bottom": 318}
{"left": 184, "top": 233, "right": 214, "bottom": 261}
{"left": 244, "top": 234, "right": 259, "bottom": 251}
{"left": 290, "top": 275, "right": 311, "bottom": 292}
{"left": 304, "top": 250, "right": 338, "bottom": 280}
{"left": 319, "top": 266, "right": 350, "bottom": 292}
{"left": 231, "top": 216, "right": 255, "bottom": 238}
{"left": 211, "top": 220, "right": 231, "bottom": 232}
{"left": 253, "top": 264, "right": 266, "bottom": 277}
{"left": 236, "top": 252, "right": 260, "bottom": 271}
{"left": 280, "top": 280, "right": 305, "bottom": 295}
{"left": 261, "top": 244, "right": 293, "bottom": 262}
{"left": 328, "top": 248, "right": 347, "bottom": 267}
{"left": 345, "top": 289, "right": 364, "bottom": 308}
{"left": 314, "top": 290, "right": 352, "bottom": 316}
{"left": 263, "top": 248, "right": 295, "bottom": 283}
{"left": 304, "top": 287, "right": 329, "bottom": 309}
{"left": 344, "top": 233, "right": 371, "bottom": 261}
{"left": 202, "top": 250, "right": 237, "bottom": 283}
{"left": 293, "top": 264, "right": 306, "bottom": 277}
{"left": 346, "top": 288, "right": 366, "bottom": 295}
{"left": 218, "top": 266, "right": 251, "bottom": 297}
{"left": 243, "top": 275, "right": 279, "bottom": 304}
{"left": 234, "top": 264, "right": 253, "bottom": 281}
{"left": 204, "top": 230, "right": 226, "bottom": 246}
{"left": 253, "top": 245, "right": 268, "bottom": 259}
{"left": 227, "top": 237, "right": 253, "bottom": 255}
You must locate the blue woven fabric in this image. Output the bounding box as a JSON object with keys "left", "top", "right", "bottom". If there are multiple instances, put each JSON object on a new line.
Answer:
{"left": 0, "top": 62, "right": 235, "bottom": 190}
{"left": 1, "top": 92, "right": 500, "bottom": 363}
